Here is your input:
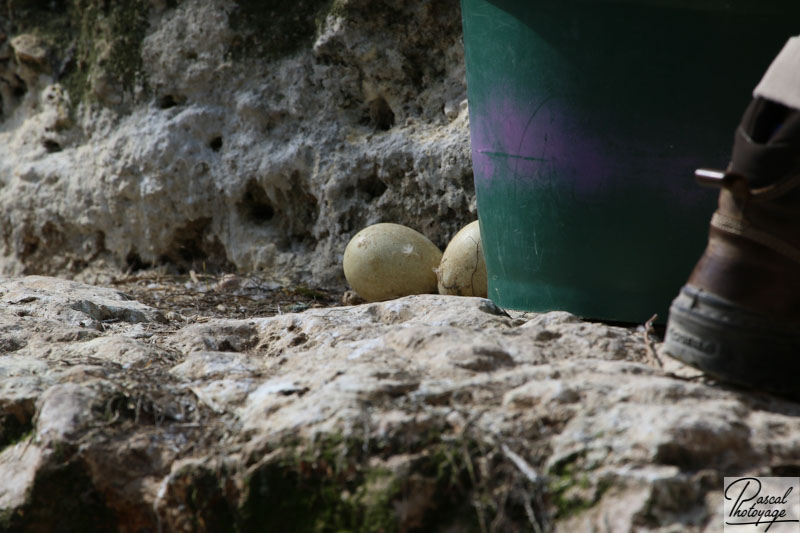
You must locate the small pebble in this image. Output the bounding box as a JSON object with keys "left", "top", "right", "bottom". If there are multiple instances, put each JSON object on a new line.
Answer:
{"left": 215, "top": 274, "right": 242, "bottom": 292}
{"left": 443, "top": 100, "right": 459, "bottom": 121}
{"left": 341, "top": 290, "right": 365, "bottom": 306}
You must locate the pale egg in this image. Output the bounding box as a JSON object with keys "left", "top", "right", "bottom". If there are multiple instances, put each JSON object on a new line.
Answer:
{"left": 343, "top": 223, "right": 442, "bottom": 302}
{"left": 436, "top": 220, "right": 487, "bottom": 297}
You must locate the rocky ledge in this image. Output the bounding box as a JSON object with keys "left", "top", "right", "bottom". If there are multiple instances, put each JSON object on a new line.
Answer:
{"left": 0, "top": 275, "right": 797, "bottom": 532}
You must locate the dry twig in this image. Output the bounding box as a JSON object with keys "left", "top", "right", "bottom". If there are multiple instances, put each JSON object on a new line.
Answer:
{"left": 643, "top": 313, "right": 663, "bottom": 368}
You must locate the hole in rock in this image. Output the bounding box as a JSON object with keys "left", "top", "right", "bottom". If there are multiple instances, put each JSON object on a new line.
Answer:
{"left": 209, "top": 136, "right": 223, "bottom": 152}
{"left": 461, "top": 170, "right": 475, "bottom": 195}
{"left": 283, "top": 186, "right": 319, "bottom": 245}
{"left": 42, "top": 139, "right": 62, "bottom": 153}
{"left": 238, "top": 179, "right": 275, "bottom": 224}
{"left": 368, "top": 96, "right": 395, "bottom": 131}
{"left": 156, "top": 218, "right": 232, "bottom": 274}
{"left": 158, "top": 94, "right": 179, "bottom": 109}
{"left": 125, "top": 252, "right": 151, "bottom": 272}
{"left": 160, "top": 217, "right": 213, "bottom": 267}
{"left": 12, "top": 79, "right": 26, "bottom": 99}
{"left": 20, "top": 234, "right": 39, "bottom": 261}
{"left": 0, "top": 405, "right": 34, "bottom": 449}
{"left": 357, "top": 174, "right": 387, "bottom": 201}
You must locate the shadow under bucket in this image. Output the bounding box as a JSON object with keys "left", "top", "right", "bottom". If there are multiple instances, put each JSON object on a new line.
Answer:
{"left": 461, "top": 0, "right": 800, "bottom": 322}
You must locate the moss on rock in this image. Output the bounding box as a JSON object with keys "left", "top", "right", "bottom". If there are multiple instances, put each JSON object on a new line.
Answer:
{"left": 3, "top": 0, "right": 151, "bottom": 111}
{"left": 72, "top": 0, "right": 150, "bottom": 102}
{"left": 547, "top": 452, "right": 611, "bottom": 520}
{"left": 235, "top": 435, "right": 490, "bottom": 532}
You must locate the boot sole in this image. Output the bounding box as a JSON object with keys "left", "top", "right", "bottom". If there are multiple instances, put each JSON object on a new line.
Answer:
{"left": 663, "top": 285, "right": 800, "bottom": 400}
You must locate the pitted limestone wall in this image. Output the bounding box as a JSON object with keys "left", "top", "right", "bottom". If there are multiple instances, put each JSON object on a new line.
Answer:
{"left": 0, "top": 0, "right": 473, "bottom": 286}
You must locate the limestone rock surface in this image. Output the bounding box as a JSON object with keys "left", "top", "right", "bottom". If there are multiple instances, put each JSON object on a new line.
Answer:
{"left": 0, "top": 275, "right": 797, "bottom": 532}
{"left": 0, "top": 0, "right": 472, "bottom": 287}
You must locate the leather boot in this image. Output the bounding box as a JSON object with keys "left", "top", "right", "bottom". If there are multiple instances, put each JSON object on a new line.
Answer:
{"left": 663, "top": 97, "right": 800, "bottom": 399}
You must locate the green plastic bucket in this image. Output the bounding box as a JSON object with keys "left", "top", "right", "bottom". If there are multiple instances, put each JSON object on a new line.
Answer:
{"left": 461, "top": 0, "right": 800, "bottom": 322}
